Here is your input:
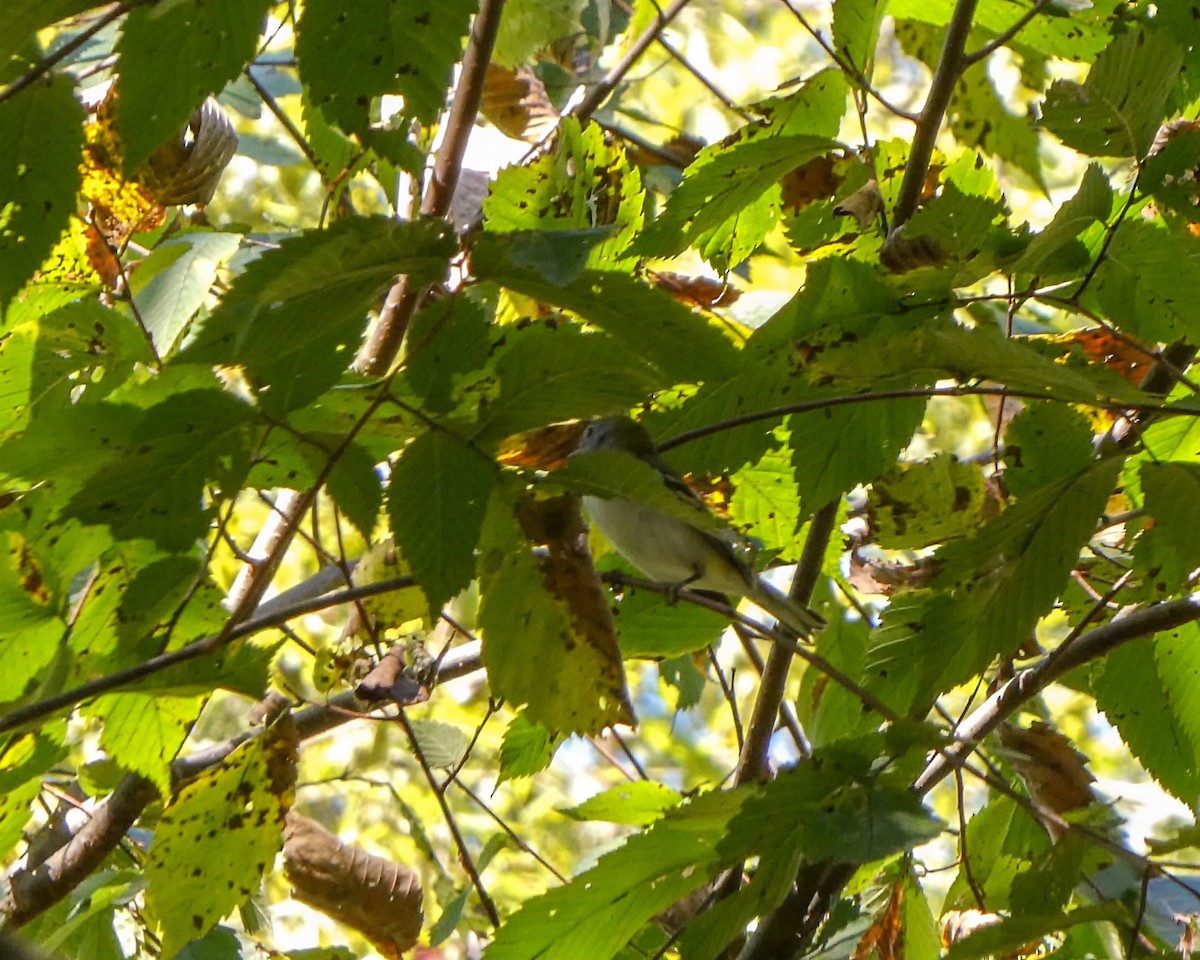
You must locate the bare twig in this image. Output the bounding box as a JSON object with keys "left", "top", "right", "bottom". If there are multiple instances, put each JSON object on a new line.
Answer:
{"left": 571, "top": 0, "right": 694, "bottom": 124}
{"left": 963, "top": 0, "right": 1053, "bottom": 66}
{"left": 396, "top": 710, "right": 501, "bottom": 928}
{"left": 0, "top": 3, "right": 135, "bottom": 106}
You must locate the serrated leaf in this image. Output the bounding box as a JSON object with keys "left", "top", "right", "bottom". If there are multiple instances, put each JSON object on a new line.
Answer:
{"left": 0, "top": 733, "right": 63, "bottom": 859}
{"left": 497, "top": 712, "right": 559, "bottom": 783}
{"left": 1004, "top": 402, "right": 1095, "bottom": 497}
{"left": 66, "top": 390, "right": 255, "bottom": 549}
{"left": 484, "top": 790, "right": 745, "bottom": 960}
{"left": 730, "top": 444, "right": 807, "bottom": 559}
{"left": 482, "top": 118, "right": 645, "bottom": 271}
{"left": 636, "top": 134, "right": 838, "bottom": 261}
{"left": 296, "top": 0, "right": 474, "bottom": 132}
{"left": 788, "top": 394, "right": 927, "bottom": 508}
{"left": 1086, "top": 219, "right": 1200, "bottom": 343}
{"left": 388, "top": 428, "right": 495, "bottom": 617}
{"left": 180, "top": 217, "right": 456, "bottom": 412}
{"left": 832, "top": 0, "right": 886, "bottom": 72}
{"left": 406, "top": 718, "right": 469, "bottom": 769}
{"left": 889, "top": 0, "right": 1116, "bottom": 62}
{"left": 0, "top": 535, "right": 66, "bottom": 707}
{"left": 315, "top": 438, "right": 383, "bottom": 542}
{"left": 1041, "top": 28, "right": 1183, "bottom": 158}
{"left": 562, "top": 782, "right": 682, "bottom": 825}
{"left": 403, "top": 294, "right": 491, "bottom": 415}
{"left": 144, "top": 726, "right": 295, "bottom": 958}
{"left": 115, "top": 0, "right": 272, "bottom": 171}
{"left": 89, "top": 693, "right": 203, "bottom": 798}
{"left": 0, "top": 75, "right": 84, "bottom": 313}
{"left": 606, "top": 584, "right": 728, "bottom": 658}
{"left": 130, "top": 232, "right": 242, "bottom": 358}
{"left": 1138, "top": 462, "right": 1200, "bottom": 578}
{"left": 471, "top": 233, "right": 739, "bottom": 384}
{"left": 870, "top": 454, "right": 988, "bottom": 549}
{"left": 1016, "top": 163, "right": 1112, "bottom": 275}
{"left": 945, "top": 905, "right": 1124, "bottom": 960}
{"left": 470, "top": 325, "right": 662, "bottom": 445}
{"left": 0, "top": 1, "right": 103, "bottom": 69}
{"left": 492, "top": 0, "right": 586, "bottom": 66}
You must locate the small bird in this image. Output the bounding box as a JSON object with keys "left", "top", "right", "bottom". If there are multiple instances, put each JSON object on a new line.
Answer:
{"left": 575, "top": 416, "right": 824, "bottom": 638}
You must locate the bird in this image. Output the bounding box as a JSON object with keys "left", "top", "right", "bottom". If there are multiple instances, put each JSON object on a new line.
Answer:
{"left": 574, "top": 416, "right": 824, "bottom": 638}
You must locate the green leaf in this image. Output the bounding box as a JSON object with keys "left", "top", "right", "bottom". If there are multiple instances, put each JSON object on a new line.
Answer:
{"left": 788, "top": 394, "right": 927, "bottom": 508}
{"left": 115, "top": 0, "right": 272, "bottom": 171}
{"left": 469, "top": 324, "right": 663, "bottom": 444}
{"left": 561, "top": 782, "right": 682, "bottom": 825}
{"left": 130, "top": 232, "right": 242, "bottom": 358}
{"left": 0, "top": 74, "right": 84, "bottom": 313}
{"left": 797, "top": 615, "right": 876, "bottom": 747}
{"left": 1015, "top": 163, "right": 1113, "bottom": 275}
{"left": 492, "top": 0, "right": 586, "bottom": 66}
{"left": 933, "top": 457, "right": 1123, "bottom": 679}
{"left": 403, "top": 294, "right": 491, "bottom": 415}
{"left": 0, "top": 732, "right": 63, "bottom": 859}
{"left": 65, "top": 390, "right": 256, "bottom": 550}
{"left": 497, "top": 712, "right": 560, "bottom": 783}
{"left": 144, "top": 729, "right": 292, "bottom": 958}
{"left": 406, "top": 718, "right": 469, "bottom": 769}
{"left": 317, "top": 438, "right": 384, "bottom": 542}
{"left": 296, "top": 0, "right": 474, "bottom": 132}
{"left": 0, "top": 536, "right": 67, "bottom": 707}
{"left": 482, "top": 118, "right": 645, "bottom": 270}
{"left": 1041, "top": 28, "right": 1184, "bottom": 158}
{"left": 605, "top": 584, "right": 728, "bottom": 659}
{"left": 388, "top": 427, "right": 495, "bottom": 617}
{"left": 730, "top": 443, "right": 808, "bottom": 559}
{"left": 0, "top": 1, "right": 104, "bottom": 69}
{"left": 636, "top": 134, "right": 838, "bottom": 261}
{"left": 832, "top": 0, "right": 886, "bottom": 72}
{"left": 181, "top": 217, "right": 456, "bottom": 412}
{"left": 889, "top": 0, "right": 1121, "bottom": 62}
{"left": 869, "top": 454, "right": 988, "bottom": 550}
{"left": 1004, "top": 402, "right": 1096, "bottom": 498}
{"left": 1086, "top": 219, "right": 1200, "bottom": 343}
{"left": 1139, "top": 462, "right": 1200, "bottom": 576}
{"left": 484, "top": 790, "right": 745, "bottom": 960}
{"left": 88, "top": 693, "right": 203, "bottom": 798}
{"left": 471, "top": 234, "right": 740, "bottom": 384}
{"left": 948, "top": 58, "right": 1044, "bottom": 190}
{"left": 1092, "top": 625, "right": 1200, "bottom": 804}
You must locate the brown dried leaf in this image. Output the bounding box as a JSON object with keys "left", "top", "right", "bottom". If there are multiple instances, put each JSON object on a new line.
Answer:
{"left": 997, "top": 721, "right": 1096, "bottom": 832}
{"left": 880, "top": 225, "right": 946, "bottom": 272}
{"left": 481, "top": 64, "right": 559, "bottom": 142}
{"left": 780, "top": 154, "right": 841, "bottom": 212}
{"left": 853, "top": 880, "right": 903, "bottom": 960}
{"left": 647, "top": 270, "right": 741, "bottom": 308}
{"left": 284, "top": 812, "right": 423, "bottom": 959}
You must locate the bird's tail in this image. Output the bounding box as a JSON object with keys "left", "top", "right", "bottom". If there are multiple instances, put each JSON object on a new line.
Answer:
{"left": 749, "top": 579, "right": 825, "bottom": 638}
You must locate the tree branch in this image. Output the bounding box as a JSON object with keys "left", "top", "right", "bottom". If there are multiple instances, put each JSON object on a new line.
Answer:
{"left": 355, "top": 0, "right": 506, "bottom": 375}
{"left": 734, "top": 500, "right": 838, "bottom": 784}
{"left": 0, "top": 643, "right": 484, "bottom": 928}
{"left": 913, "top": 594, "right": 1200, "bottom": 794}
{"left": 892, "top": 0, "right": 979, "bottom": 227}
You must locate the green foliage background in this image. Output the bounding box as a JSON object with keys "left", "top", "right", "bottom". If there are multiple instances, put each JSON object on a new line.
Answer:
{"left": 3, "top": 0, "right": 1200, "bottom": 958}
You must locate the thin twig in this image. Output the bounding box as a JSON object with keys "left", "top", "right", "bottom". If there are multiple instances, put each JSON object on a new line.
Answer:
{"left": 0, "top": 3, "right": 133, "bottom": 106}
{"left": 396, "top": 710, "right": 501, "bottom": 928}
{"left": 963, "top": 0, "right": 1053, "bottom": 66}
{"left": 572, "top": 0, "right": 695, "bottom": 124}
